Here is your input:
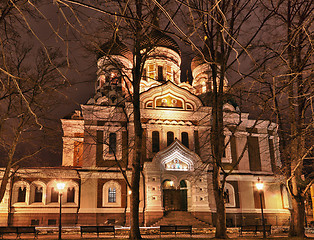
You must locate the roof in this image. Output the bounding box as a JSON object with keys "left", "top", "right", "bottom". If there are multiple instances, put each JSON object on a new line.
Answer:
{"left": 141, "top": 30, "right": 181, "bottom": 55}
{"left": 97, "top": 37, "right": 132, "bottom": 60}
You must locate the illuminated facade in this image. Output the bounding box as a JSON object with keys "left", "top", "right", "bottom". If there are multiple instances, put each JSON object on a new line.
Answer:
{"left": 0, "top": 32, "right": 291, "bottom": 227}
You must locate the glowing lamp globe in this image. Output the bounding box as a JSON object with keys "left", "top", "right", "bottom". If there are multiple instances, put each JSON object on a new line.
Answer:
{"left": 256, "top": 181, "right": 264, "bottom": 191}
{"left": 57, "top": 182, "right": 66, "bottom": 191}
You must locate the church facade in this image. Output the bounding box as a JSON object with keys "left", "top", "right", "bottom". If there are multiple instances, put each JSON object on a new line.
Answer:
{"left": 0, "top": 32, "right": 291, "bottom": 227}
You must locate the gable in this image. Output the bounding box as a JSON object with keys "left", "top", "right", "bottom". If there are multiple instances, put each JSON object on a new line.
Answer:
{"left": 140, "top": 81, "right": 203, "bottom": 111}
{"left": 152, "top": 139, "right": 202, "bottom": 172}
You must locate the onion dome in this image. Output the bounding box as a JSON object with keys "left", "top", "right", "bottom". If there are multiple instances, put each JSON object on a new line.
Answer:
{"left": 191, "top": 54, "right": 206, "bottom": 72}
{"left": 97, "top": 37, "right": 132, "bottom": 60}
{"left": 191, "top": 40, "right": 223, "bottom": 71}
{"left": 141, "top": 30, "right": 181, "bottom": 55}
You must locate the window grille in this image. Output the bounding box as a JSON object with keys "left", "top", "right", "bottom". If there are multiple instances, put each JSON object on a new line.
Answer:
{"left": 108, "top": 187, "right": 116, "bottom": 203}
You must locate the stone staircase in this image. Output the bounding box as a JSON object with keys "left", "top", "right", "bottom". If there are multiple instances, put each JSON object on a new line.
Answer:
{"left": 151, "top": 211, "right": 210, "bottom": 228}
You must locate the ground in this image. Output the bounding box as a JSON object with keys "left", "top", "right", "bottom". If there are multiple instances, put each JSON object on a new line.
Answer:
{"left": 1, "top": 228, "right": 313, "bottom": 239}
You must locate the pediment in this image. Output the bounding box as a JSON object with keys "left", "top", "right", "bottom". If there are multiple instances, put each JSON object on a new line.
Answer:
{"left": 140, "top": 81, "right": 203, "bottom": 111}
{"left": 152, "top": 139, "right": 201, "bottom": 171}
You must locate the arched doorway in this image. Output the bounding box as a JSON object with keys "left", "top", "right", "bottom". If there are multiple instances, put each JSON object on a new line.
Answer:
{"left": 162, "top": 179, "right": 188, "bottom": 211}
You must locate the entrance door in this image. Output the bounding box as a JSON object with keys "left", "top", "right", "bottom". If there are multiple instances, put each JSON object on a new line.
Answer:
{"left": 162, "top": 180, "right": 188, "bottom": 211}
{"left": 163, "top": 189, "right": 181, "bottom": 211}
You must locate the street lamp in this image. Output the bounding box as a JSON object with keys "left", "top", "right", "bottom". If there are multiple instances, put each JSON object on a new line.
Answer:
{"left": 256, "top": 177, "right": 266, "bottom": 239}
{"left": 56, "top": 182, "right": 66, "bottom": 240}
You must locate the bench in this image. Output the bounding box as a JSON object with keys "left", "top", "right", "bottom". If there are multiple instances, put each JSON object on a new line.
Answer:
{"left": 80, "top": 226, "right": 115, "bottom": 238}
{"left": 160, "top": 225, "right": 192, "bottom": 237}
{"left": 0, "top": 226, "right": 38, "bottom": 239}
{"left": 240, "top": 225, "right": 271, "bottom": 236}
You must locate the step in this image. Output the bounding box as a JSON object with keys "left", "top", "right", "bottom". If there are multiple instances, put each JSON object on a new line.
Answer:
{"left": 151, "top": 211, "right": 210, "bottom": 228}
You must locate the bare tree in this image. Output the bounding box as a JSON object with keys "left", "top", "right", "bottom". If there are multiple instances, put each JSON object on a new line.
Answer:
{"left": 0, "top": 0, "right": 74, "bottom": 204}
{"left": 258, "top": 0, "right": 313, "bottom": 237}
{"left": 183, "top": 0, "right": 275, "bottom": 237}
{"left": 53, "top": 1, "right": 187, "bottom": 238}
{"left": 0, "top": 39, "right": 66, "bottom": 203}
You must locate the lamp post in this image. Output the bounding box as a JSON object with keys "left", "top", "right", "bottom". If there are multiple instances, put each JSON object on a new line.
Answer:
{"left": 56, "top": 182, "right": 66, "bottom": 240}
{"left": 256, "top": 178, "right": 266, "bottom": 239}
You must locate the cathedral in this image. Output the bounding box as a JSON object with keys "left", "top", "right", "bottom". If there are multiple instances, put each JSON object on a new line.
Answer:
{"left": 0, "top": 30, "right": 291, "bottom": 227}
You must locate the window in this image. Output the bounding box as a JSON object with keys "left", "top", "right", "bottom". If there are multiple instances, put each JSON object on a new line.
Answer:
{"left": 202, "top": 84, "right": 206, "bottom": 93}
{"left": 67, "top": 188, "right": 75, "bottom": 203}
{"left": 268, "top": 137, "right": 276, "bottom": 172}
{"left": 152, "top": 131, "right": 160, "bottom": 152}
{"left": 223, "top": 135, "right": 226, "bottom": 158}
{"left": 224, "top": 183, "right": 236, "bottom": 207}
{"left": 13, "top": 181, "right": 29, "bottom": 205}
{"left": 166, "top": 66, "right": 172, "bottom": 81}
{"left": 51, "top": 188, "right": 58, "bottom": 203}
{"left": 247, "top": 136, "right": 261, "bottom": 171}
{"left": 281, "top": 185, "right": 291, "bottom": 209}
{"left": 74, "top": 141, "right": 83, "bottom": 167}
{"left": 142, "top": 68, "right": 147, "bottom": 81}
{"left": 109, "top": 133, "right": 117, "bottom": 154}
{"left": 181, "top": 132, "right": 189, "bottom": 148}
{"left": 102, "top": 181, "right": 121, "bottom": 207}
{"left": 167, "top": 131, "right": 174, "bottom": 146}
{"left": 221, "top": 134, "right": 233, "bottom": 163}
{"left": 17, "top": 187, "right": 26, "bottom": 202}
{"left": 108, "top": 187, "right": 116, "bottom": 203}
{"left": 148, "top": 64, "right": 155, "bottom": 80}
{"left": 224, "top": 189, "right": 230, "bottom": 203}
{"left": 34, "top": 187, "right": 43, "bottom": 202}
{"left": 158, "top": 66, "right": 163, "bottom": 81}
{"left": 48, "top": 219, "right": 57, "bottom": 226}
{"left": 31, "top": 219, "right": 39, "bottom": 226}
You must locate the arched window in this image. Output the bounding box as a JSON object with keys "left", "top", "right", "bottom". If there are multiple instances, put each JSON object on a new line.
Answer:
{"left": 109, "top": 133, "right": 117, "bottom": 154}
{"left": 181, "top": 132, "right": 189, "bottom": 148}
{"left": 12, "top": 181, "right": 30, "bottom": 205}
{"left": 67, "top": 187, "right": 75, "bottom": 203}
{"left": 158, "top": 66, "right": 163, "bottom": 81}
{"left": 281, "top": 185, "right": 291, "bottom": 209}
{"left": 108, "top": 187, "right": 116, "bottom": 203}
{"left": 224, "top": 183, "right": 236, "bottom": 207}
{"left": 51, "top": 188, "right": 58, "bottom": 203}
{"left": 167, "top": 131, "right": 174, "bottom": 146}
{"left": 142, "top": 68, "right": 147, "bottom": 81}
{"left": 17, "top": 187, "right": 26, "bottom": 202}
{"left": 103, "top": 181, "right": 121, "bottom": 207}
{"left": 152, "top": 131, "right": 160, "bottom": 153}
{"left": 47, "top": 180, "right": 78, "bottom": 205}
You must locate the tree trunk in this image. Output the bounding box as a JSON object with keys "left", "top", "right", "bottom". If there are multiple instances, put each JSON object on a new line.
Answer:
{"left": 0, "top": 127, "right": 21, "bottom": 203}
{"left": 129, "top": 146, "right": 142, "bottom": 239}
{"left": 129, "top": 2, "right": 143, "bottom": 236}
{"left": 289, "top": 189, "right": 305, "bottom": 237}
{"left": 213, "top": 163, "right": 228, "bottom": 238}
{"left": 129, "top": 80, "right": 143, "bottom": 240}
{"left": 0, "top": 166, "right": 11, "bottom": 203}
{"left": 211, "top": 62, "right": 228, "bottom": 238}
